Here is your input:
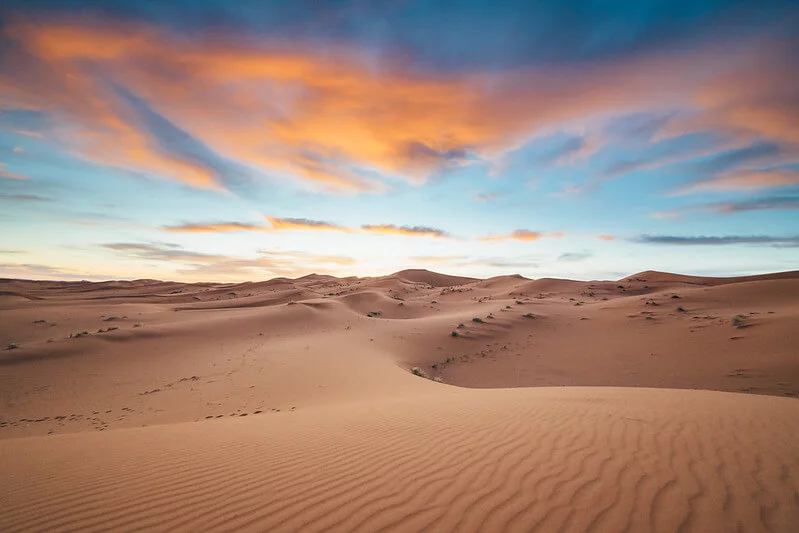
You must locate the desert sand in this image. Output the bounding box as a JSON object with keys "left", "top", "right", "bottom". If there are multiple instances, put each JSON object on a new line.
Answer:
{"left": 1, "top": 269, "right": 798, "bottom": 532}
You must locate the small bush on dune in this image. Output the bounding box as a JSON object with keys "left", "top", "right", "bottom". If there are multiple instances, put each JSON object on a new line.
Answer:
{"left": 732, "top": 315, "right": 748, "bottom": 328}
{"left": 677, "top": 307, "right": 686, "bottom": 313}
{"left": 411, "top": 367, "right": 429, "bottom": 378}
{"left": 7, "top": 342, "right": 18, "bottom": 350}
{"left": 472, "top": 317, "right": 484, "bottom": 323}
{"left": 523, "top": 313, "right": 535, "bottom": 319}
{"left": 457, "top": 323, "right": 465, "bottom": 329}
{"left": 451, "top": 330, "right": 459, "bottom": 337}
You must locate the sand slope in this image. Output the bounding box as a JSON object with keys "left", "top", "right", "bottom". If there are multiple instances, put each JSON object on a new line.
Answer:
{"left": 1, "top": 270, "right": 798, "bottom": 531}
{"left": 2, "top": 388, "right": 797, "bottom": 532}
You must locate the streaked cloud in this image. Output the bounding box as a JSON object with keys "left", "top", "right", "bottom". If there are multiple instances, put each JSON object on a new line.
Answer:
{"left": 360, "top": 224, "right": 449, "bottom": 238}
{"left": 557, "top": 252, "right": 592, "bottom": 262}
{"left": 635, "top": 235, "right": 799, "bottom": 247}
{"left": 674, "top": 168, "right": 799, "bottom": 195}
{"left": 0, "top": 193, "right": 50, "bottom": 202}
{"left": 0, "top": 163, "right": 29, "bottom": 180}
{"left": 480, "top": 230, "right": 564, "bottom": 242}
{"left": 163, "top": 222, "right": 269, "bottom": 233}
{"left": 265, "top": 216, "right": 349, "bottom": 232}
{"left": 652, "top": 196, "right": 799, "bottom": 219}
{"left": 596, "top": 234, "right": 615, "bottom": 241}
{"left": 2, "top": 18, "right": 795, "bottom": 195}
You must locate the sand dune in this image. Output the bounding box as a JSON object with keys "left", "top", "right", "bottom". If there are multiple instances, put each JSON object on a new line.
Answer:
{"left": 1, "top": 269, "right": 798, "bottom": 531}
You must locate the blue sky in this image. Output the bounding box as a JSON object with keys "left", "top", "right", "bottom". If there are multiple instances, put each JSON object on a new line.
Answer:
{"left": 0, "top": 0, "right": 797, "bottom": 281}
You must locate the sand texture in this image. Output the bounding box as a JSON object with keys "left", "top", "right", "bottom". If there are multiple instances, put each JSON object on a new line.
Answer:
{"left": 1, "top": 269, "right": 798, "bottom": 532}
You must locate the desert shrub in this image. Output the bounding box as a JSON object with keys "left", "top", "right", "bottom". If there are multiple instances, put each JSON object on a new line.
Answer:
{"left": 457, "top": 323, "right": 465, "bottom": 329}
{"left": 677, "top": 307, "right": 686, "bottom": 312}
{"left": 411, "top": 367, "right": 428, "bottom": 378}
{"left": 472, "top": 317, "right": 484, "bottom": 323}
{"left": 732, "top": 315, "right": 747, "bottom": 328}
{"left": 523, "top": 313, "right": 535, "bottom": 318}
{"left": 7, "top": 342, "right": 18, "bottom": 350}
{"left": 451, "top": 331, "right": 459, "bottom": 337}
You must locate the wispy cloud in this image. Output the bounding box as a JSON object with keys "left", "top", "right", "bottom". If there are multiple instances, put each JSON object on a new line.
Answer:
{"left": 102, "top": 242, "right": 226, "bottom": 263}
{"left": 480, "top": 230, "right": 564, "bottom": 242}
{"left": 0, "top": 163, "right": 29, "bottom": 180}
{"left": 596, "top": 234, "right": 615, "bottom": 241}
{"left": 653, "top": 196, "right": 799, "bottom": 218}
{"left": 673, "top": 168, "right": 799, "bottom": 195}
{"left": 558, "top": 252, "right": 592, "bottom": 262}
{"left": 360, "top": 224, "right": 449, "bottom": 238}
{"left": 2, "top": 19, "right": 794, "bottom": 195}
{"left": 265, "top": 216, "right": 348, "bottom": 232}
{"left": 163, "top": 222, "right": 269, "bottom": 233}
{"left": 635, "top": 235, "right": 799, "bottom": 247}
{"left": 0, "top": 193, "right": 50, "bottom": 202}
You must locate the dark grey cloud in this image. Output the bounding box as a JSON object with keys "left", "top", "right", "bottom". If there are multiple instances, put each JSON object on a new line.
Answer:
{"left": 635, "top": 235, "right": 799, "bottom": 247}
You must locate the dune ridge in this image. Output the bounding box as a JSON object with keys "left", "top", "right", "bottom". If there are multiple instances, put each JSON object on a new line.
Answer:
{"left": 1, "top": 269, "right": 798, "bottom": 532}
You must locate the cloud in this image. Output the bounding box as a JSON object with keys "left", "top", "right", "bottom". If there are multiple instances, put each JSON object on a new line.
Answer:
{"left": 474, "top": 192, "right": 498, "bottom": 202}
{"left": 634, "top": 235, "right": 799, "bottom": 247}
{"left": 480, "top": 230, "right": 564, "bottom": 242}
{"left": 13, "top": 147, "right": 23, "bottom": 153}
{"left": 265, "top": 216, "right": 348, "bottom": 232}
{"left": 0, "top": 193, "right": 50, "bottom": 202}
{"left": 0, "top": 163, "right": 29, "bottom": 180}
{"left": 102, "top": 242, "right": 226, "bottom": 263}
{"left": 674, "top": 168, "right": 799, "bottom": 195}
{"left": 0, "top": 262, "right": 110, "bottom": 280}
{"left": 163, "top": 222, "right": 269, "bottom": 233}
{"left": 2, "top": 18, "right": 795, "bottom": 194}
{"left": 360, "top": 224, "right": 449, "bottom": 238}
{"left": 558, "top": 252, "right": 592, "bottom": 262}
{"left": 596, "top": 234, "right": 615, "bottom": 241}
{"left": 651, "top": 196, "right": 799, "bottom": 219}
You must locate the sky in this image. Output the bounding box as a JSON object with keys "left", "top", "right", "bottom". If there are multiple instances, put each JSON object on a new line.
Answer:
{"left": 0, "top": 0, "right": 797, "bottom": 282}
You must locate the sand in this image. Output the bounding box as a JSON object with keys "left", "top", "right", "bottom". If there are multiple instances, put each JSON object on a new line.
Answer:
{"left": 1, "top": 269, "right": 798, "bottom": 532}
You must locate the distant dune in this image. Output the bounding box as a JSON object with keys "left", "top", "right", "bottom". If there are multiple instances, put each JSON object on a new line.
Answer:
{"left": 1, "top": 269, "right": 797, "bottom": 531}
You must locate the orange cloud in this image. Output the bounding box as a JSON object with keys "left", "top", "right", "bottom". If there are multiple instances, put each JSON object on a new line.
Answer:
{"left": 674, "top": 168, "right": 799, "bottom": 195}
{"left": 596, "top": 234, "right": 615, "bottom": 241}
{"left": 265, "top": 216, "right": 348, "bottom": 232}
{"left": 360, "top": 224, "right": 449, "bottom": 238}
{"left": 4, "top": 18, "right": 789, "bottom": 194}
{"left": 163, "top": 222, "right": 269, "bottom": 233}
{"left": 0, "top": 163, "right": 28, "bottom": 180}
{"left": 480, "top": 230, "right": 564, "bottom": 242}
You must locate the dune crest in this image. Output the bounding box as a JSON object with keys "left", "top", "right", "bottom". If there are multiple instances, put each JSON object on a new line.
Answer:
{"left": 1, "top": 270, "right": 798, "bottom": 531}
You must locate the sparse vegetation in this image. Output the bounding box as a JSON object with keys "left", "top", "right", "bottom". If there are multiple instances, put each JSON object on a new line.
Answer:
{"left": 671, "top": 295, "right": 681, "bottom": 299}
{"left": 133, "top": 323, "right": 142, "bottom": 328}
{"left": 515, "top": 300, "right": 524, "bottom": 305}
{"left": 487, "top": 313, "right": 494, "bottom": 319}
{"left": 457, "top": 323, "right": 465, "bottom": 329}
{"left": 398, "top": 302, "right": 405, "bottom": 306}
{"left": 33, "top": 319, "right": 46, "bottom": 324}
{"left": 732, "top": 315, "right": 748, "bottom": 328}
{"left": 104, "top": 316, "right": 119, "bottom": 322}
{"left": 411, "top": 367, "right": 428, "bottom": 378}
{"left": 366, "top": 311, "right": 383, "bottom": 318}
{"left": 523, "top": 313, "right": 535, "bottom": 319}
{"left": 451, "top": 330, "right": 459, "bottom": 337}
{"left": 433, "top": 376, "right": 443, "bottom": 383}
{"left": 677, "top": 307, "right": 686, "bottom": 313}
{"left": 7, "top": 343, "right": 18, "bottom": 350}
{"left": 472, "top": 317, "right": 484, "bottom": 323}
